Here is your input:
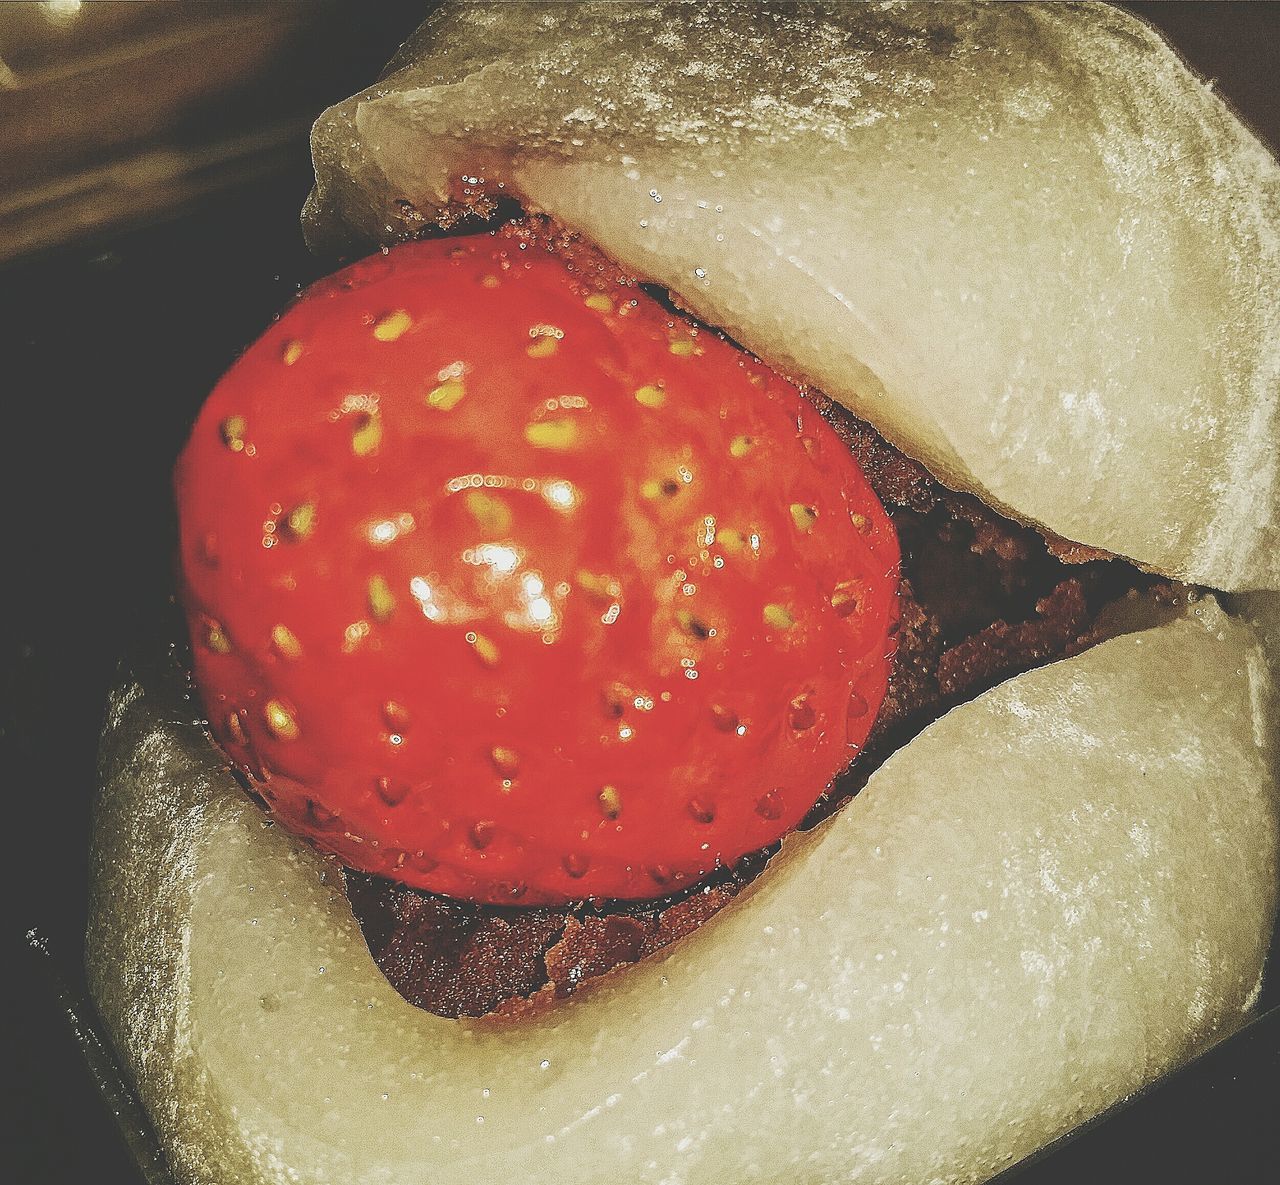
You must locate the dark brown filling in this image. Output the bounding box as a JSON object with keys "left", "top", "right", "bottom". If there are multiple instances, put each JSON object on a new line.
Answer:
{"left": 343, "top": 389, "right": 1178, "bottom": 1019}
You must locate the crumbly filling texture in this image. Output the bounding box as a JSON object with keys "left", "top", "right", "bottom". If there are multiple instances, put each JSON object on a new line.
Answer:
{"left": 344, "top": 392, "right": 1177, "bottom": 1018}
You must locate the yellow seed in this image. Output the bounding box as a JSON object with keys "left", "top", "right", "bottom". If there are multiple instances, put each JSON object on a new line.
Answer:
{"left": 576, "top": 570, "right": 618, "bottom": 602}
{"left": 668, "top": 339, "right": 697, "bottom": 357}
{"left": 524, "top": 418, "right": 579, "bottom": 450}
{"left": 788, "top": 694, "right": 817, "bottom": 731}
{"left": 281, "top": 339, "right": 304, "bottom": 366}
{"left": 205, "top": 620, "right": 231, "bottom": 654}
{"left": 641, "top": 477, "right": 680, "bottom": 501}
{"left": 729, "top": 434, "right": 755, "bottom": 459}
{"left": 465, "top": 490, "right": 513, "bottom": 535}
{"left": 271, "top": 623, "right": 303, "bottom": 660}
{"left": 676, "top": 610, "right": 711, "bottom": 639}
{"left": 220, "top": 415, "right": 247, "bottom": 452}
{"left": 830, "top": 580, "right": 864, "bottom": 617}
{"left": 342, "top": 621, "right": 370, "bottom": 653}
{"left": 426, "top": 378, "right": 466, "bottom": 410}
{"left": 710, "top": 704, "right": 739, "bottom": 732}
{"left": 284, "top": 502, "right": 316, "bottom": 540}
{"left": 490, "top": 746, "right": 520, "bottom": 778}
{"left": 598, "top": 785, "right": 622, "bottom": 819}
{"left": 719, "top": 528, "right": 748, "bottom": 553}
{"left": 225, "top": 710, "right": 248, "bottom": 746}
{"left": 471, "top": 633, "right": 501, "bottom": 668}
{"left": 382, "top": 700, "right": 411, "bottom": 731}
{"left": 372, "top": 309, "right": 413, "bottom": 342}
{"left": 585, "top": 293, "right": 614, "bottom": 313}
{"left": 634, "top": 384, "right": 665, "bottom": 408}
{"left": 481, "top": 274, "right": 500, "bottom": 289}
{"left": 790, "top": 503, "right": 818, "bottom": 532}
{"left": 763, "top": 603, "right": 796, "bottom": 631}
{"left": 850, "top": 512, "right": 869, "bottom": 533}
{"left": 264, "top": 699, "right": 300, "bottom": 741}
{"left": 526, "top": 337, "right": 558, "bottom": 359}
{"left": 367, "top": 575, "right": 396, "bottom": 621}
{"left": 352, "top": 412, "right": 382, "bottom": 456}
{"left": 687, "top": 798, "right": 715, "bottom": 824}
{"left": 377, "top": 776, "right": 409, "bottom": 806}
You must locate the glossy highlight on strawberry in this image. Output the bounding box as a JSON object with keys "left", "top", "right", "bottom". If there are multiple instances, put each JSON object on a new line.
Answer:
{"left": 176, "top": 229, "right": 900, "bottom": 904}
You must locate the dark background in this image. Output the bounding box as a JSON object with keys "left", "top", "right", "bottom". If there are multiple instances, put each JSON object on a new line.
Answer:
{"left": 4, "top": 4, "right": 1278, "bottom": 1183}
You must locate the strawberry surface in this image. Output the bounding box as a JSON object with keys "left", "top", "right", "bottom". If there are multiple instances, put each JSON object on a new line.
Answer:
{"left": 176, "top": 228, "right": 899, "bottom": 904}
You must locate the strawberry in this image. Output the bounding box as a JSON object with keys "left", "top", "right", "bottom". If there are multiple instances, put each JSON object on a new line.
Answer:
{"left": 176, "top": 228, "right": 899, "bottom": 905}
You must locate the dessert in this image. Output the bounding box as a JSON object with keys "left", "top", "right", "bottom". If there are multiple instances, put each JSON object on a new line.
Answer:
{"left": 87, "top": 5, "right": 1280, "bottom": 1184}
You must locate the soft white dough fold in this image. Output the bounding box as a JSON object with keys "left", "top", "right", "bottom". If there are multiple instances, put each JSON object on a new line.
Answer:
{"left": 88, "top": 600, "right": 1278, "bottom": 1185}
{"left": 304, "top": 0, "right": 1280, "bottom": 592}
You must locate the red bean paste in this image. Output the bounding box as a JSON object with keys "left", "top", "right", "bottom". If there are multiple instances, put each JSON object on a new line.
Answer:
{"left": 344, "top": 386, "right": 1177, "bottom": 1019}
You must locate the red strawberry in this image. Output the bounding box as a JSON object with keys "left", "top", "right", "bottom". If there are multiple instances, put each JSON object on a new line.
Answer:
{"left": 176, "top": 228, "right": 899, "bottom": 905}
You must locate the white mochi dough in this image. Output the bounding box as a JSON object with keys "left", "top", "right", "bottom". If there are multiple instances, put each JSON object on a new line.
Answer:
{"left": 87, "top": 601, "right": 1278, "bottom": 1185}
{"left": 305, "top": 1, "right": 1280, "bottom": 591}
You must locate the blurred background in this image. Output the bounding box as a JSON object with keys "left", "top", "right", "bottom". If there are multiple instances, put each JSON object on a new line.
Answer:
{"left": 0, "top": 0, "right": 432, "bottom": 264}
{"left": 3, "top": 3, "right": 1277, "bottom": 1184}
